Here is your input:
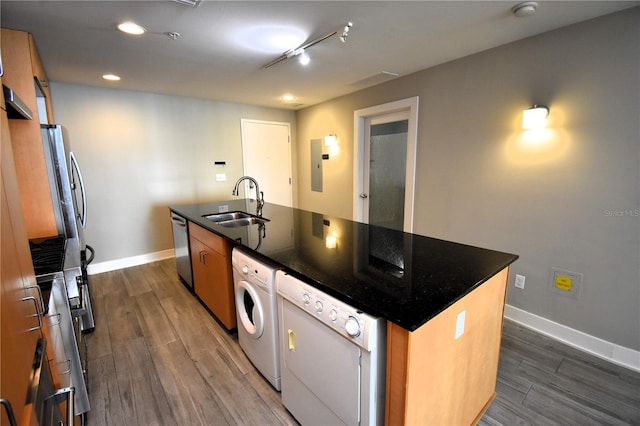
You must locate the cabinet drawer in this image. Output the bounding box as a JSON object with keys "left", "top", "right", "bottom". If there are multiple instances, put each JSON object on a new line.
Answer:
{"left": 188, "top": 222, "right": 227, "bottom": 256}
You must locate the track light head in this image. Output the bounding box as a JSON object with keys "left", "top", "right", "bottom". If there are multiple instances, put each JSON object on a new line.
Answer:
{"left": 340, "top": 21, "right": 353, "bottom": 43}
{"left": 298, "top": 50, "right": 310, "bottom": 65}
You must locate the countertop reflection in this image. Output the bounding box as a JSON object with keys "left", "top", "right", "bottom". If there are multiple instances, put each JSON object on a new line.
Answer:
{"left": 170, "top": 200, "right": 518, "bottom": 331}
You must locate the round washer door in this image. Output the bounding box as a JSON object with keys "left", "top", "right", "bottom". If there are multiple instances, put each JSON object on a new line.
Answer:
{"left": 235, "top": 280, "right": 265, "bottom": 339}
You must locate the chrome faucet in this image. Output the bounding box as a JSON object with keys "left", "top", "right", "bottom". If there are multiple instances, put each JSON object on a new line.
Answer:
{"left": 232, "top": 176, "right": 264, "bottom": 216}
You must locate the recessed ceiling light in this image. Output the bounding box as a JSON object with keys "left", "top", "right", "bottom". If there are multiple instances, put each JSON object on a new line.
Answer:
{"left": 118, "top": 21, "right": 146, "bottom": 35}
{"left": 281, "top": 94, "right": 296, "bottom": 102}
{"left": 102, "top": 74, "right": 121, "bottom": 81}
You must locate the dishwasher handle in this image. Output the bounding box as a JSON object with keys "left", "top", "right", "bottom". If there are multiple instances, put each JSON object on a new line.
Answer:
{"left": 171, "top": 214, "right": 187, "bottom": 227}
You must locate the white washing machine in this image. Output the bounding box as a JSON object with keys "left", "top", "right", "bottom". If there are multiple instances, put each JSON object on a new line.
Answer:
{"left": 232, "top": 247, "right": 282, "bottom": 390}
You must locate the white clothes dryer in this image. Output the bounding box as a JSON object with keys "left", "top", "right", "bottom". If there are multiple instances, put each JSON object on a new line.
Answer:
{"left": 232, "top": 247, "right": 282, "bottom": 390}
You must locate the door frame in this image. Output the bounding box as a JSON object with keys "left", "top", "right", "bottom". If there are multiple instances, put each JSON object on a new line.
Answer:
{"left": 353, "top": 96, "right": 419, "bottom": 233}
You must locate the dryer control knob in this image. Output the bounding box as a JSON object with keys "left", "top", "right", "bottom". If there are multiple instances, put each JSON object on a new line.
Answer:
{"left": 315, "top": 301, "right": 323, "bottom": 313}
{"left": 345, "top": 316, "right": 361, "bottom": 337}
{"left": 303, "top": 293, "right": 310, "bottom": 305}
{"left": 329, "top": 309, "right": 338, "bottom": 321}
{"left": 242, "top": 266, "right": 249, "bottom": 275}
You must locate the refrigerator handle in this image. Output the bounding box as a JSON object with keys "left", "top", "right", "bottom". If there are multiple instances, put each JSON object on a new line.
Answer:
{"left": 70, "top": 151, "right": 87, "bottom": 229}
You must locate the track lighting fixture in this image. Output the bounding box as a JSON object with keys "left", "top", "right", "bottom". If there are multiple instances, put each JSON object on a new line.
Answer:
{"left": 262, "top": 21, "right": 354, "bottom": 69}
{"left": 340, "top": 22, "right": 353, "bottom": 43}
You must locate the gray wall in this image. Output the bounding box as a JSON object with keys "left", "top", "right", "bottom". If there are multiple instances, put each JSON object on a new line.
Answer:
{"left": 51, "top": 83, "right": 296, "bottom": 263}
{"left": 295, "top": 9, "right": 639, "bottom": 350}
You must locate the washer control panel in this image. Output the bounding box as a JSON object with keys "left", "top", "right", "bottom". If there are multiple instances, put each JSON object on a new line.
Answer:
{"left": 232, "top": 248, "right": 279, "bottom": 293}
{"left": 276, "top": 271, "right": 382, "bottom": 351}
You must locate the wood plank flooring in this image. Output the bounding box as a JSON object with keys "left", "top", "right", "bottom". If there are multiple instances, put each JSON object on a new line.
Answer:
{"left": 84, "top": 259, "right": 640, "bottom": 425}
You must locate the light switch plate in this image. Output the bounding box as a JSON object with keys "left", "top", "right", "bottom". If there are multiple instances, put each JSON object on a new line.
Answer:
{"left": 216, "top": 173, "right": 226, "bottom": 181}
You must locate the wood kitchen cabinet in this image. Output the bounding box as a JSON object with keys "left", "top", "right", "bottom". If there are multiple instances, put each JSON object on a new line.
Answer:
{"left": 28, "top": 33, "right": 54, "bottom": 124}
{"left": 1, "top": 28, "right": 57, "bottom": 239}
{"left": 385, "top": 267, "right": 509, "bottom": 426}
{"left": 1, "top": 75, "right": 44, "bottom": 426}
{"left": 189, "top": 223, "right": 236, "bottom": 330}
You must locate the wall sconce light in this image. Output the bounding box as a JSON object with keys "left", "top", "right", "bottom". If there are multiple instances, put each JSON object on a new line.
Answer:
{"left": 325, "top": 235, "right": 337, "bottom": 249}
{"left": 324, "top": 134, "right": 338, "bottom": 147}
{"left": 522, "top": 105, "right": 549, "bottom": 130}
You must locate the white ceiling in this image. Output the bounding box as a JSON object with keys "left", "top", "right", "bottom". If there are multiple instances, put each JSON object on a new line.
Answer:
{"left": 2, "top": 1, "right": 638, "bottom": 109}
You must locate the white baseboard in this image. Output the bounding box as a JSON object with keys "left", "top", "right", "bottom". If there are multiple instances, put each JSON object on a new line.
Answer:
{"left": 504, "top": 304, "right": 640, "bottom": 372}
{"left": 87, "top": 249, "right": 175, "bottom": 275}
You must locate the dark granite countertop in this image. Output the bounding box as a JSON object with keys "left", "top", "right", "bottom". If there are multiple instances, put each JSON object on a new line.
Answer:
{"left": 170, "top": 199, "right": 518, "bottom": 332}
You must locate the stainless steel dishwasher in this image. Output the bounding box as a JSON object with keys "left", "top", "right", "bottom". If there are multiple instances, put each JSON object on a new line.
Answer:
{"left": 170, "top": 212, "right": 193, "bottom": 289}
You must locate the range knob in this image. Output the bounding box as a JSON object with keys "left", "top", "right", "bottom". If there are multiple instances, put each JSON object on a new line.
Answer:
{"left": 242, "top": 265, "right": 249, "bottom": 275}
{"left": 329, "top": 309, "right": 338, "bottom": 321}
{"left": 302, "top": 293, "right": 310, "bottom": 305}
{"left": 345, "top": 316, "right": 361, "bottom": 337}
{"left": 315, "top": 301, "right": 323, "bottom": 313}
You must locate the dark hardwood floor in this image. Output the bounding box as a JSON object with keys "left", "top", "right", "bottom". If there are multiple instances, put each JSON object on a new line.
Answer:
{"left": 84, "top": 259, "right": 640, "bottom": 425}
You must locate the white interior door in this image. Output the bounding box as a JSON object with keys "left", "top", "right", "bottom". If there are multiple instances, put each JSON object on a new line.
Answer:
{"left": 241, "top": 120, "right": 292, "bottom": 207}
{"left": 354, "top": 97, "right": 419, "bottom": 233}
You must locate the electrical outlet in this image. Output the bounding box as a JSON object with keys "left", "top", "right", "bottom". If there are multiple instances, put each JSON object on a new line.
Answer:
{"left": 215, "top": 173, "right": 226, "bottom": 181}
{"left": 515, "top": 274, "right": 525, "bottom": 289}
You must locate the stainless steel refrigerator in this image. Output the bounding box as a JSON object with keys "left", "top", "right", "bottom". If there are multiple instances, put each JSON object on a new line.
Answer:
{"left": 41, "top": 124, "right": 95, "bottom": 332}
{"left": 37, "top": 124, "right": 94, "bottom": 417}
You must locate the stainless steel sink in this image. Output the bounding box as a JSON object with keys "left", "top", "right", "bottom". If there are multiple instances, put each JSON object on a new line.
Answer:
{"left": 202, "top": 211, "right": 269, "bottom": 227}
{"left": 218, "top": 217, "right": 269, "bottom": 228}
{"left": 203, "top": 211, "right": 253, "bottom": 222}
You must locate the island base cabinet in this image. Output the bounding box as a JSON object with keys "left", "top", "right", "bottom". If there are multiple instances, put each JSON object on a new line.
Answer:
{"left": 385, "top": 267, "right": 509, "bottom": 426}
{"left": 189, "top": 223, "right": 236, "bottom": 330}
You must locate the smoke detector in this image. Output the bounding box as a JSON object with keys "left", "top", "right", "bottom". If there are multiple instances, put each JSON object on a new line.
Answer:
{"left": 512, "top": 1, "right": 538, "bottom": 17}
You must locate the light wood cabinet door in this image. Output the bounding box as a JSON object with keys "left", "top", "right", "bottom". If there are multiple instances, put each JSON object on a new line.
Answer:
{"left": 1, "top": 28, "right": 57, "bottom": 239}
{"left": 1, "top": 82, "right": 43, "bottom": 426}
{"left": 190, "top": 236, "right": 216, "bottom": 312}
{"left": 189, "top": 223, "right": 236, "bottom": 330}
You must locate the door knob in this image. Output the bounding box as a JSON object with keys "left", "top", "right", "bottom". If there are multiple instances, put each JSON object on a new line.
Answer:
{"left": 359, "top": 194, "right": 368, "bottom": 199}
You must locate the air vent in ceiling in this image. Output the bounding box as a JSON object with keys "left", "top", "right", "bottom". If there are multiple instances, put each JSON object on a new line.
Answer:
{"left": 172, "top": 0, "right": 202, "bottom": 7}
{"left": 350, "top": 71, "right": 400, "bottom": 89}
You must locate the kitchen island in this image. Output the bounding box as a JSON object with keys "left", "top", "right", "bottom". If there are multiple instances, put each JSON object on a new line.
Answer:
{"left": 170, "top": 199, "right": 518, "bottom": 425}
